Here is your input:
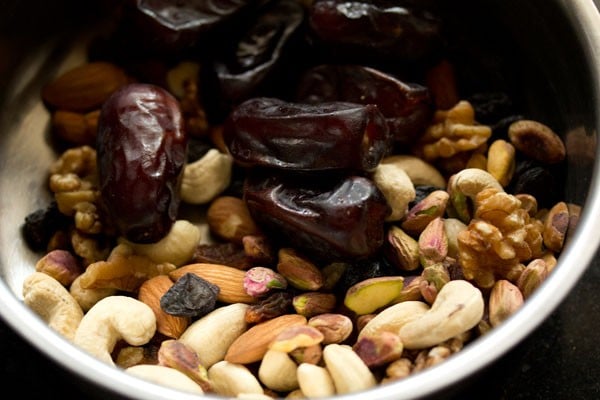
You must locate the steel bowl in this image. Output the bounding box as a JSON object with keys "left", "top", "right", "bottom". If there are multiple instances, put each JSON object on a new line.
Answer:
{"left": 1, "top": 0, "right": 600, "bottom": 399}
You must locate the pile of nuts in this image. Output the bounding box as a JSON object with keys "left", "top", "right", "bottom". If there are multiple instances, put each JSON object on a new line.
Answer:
{"left": 20, "top": 0, "right": 580, "bottom": 398}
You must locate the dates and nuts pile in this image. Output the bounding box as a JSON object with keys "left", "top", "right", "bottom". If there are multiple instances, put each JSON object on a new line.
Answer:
{"left": 21, "top": 0, "right": 579, "bottom": 397}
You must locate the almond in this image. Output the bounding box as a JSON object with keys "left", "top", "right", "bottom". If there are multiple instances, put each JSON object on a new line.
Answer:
{"left": 42, "top": 62, "right": 129, "bottom": 112}
{"left": 206, "top": 196, "right": 260, "bottom": 244}
{"left": 52, "top": 109, "right": 100, "bottom": 145}
{"left": 138, "top": 275, "right": 190, "bottom": 339}
{"left": 225, "top": 314, "right": 307, "bottom": 364}
{"left": 170, "top": 263, "right": 256, "bottom": 304}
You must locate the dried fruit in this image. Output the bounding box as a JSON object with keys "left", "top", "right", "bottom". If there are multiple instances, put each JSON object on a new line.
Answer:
{"left": 170, "top": 263, "right": 256, "bottom": 304}
{"left": 223, "top": 97, "right": 391, "bottom": 172}
{"left": 161, "top": 273, "right": 220, "bottom": 318}
{"left": 97, "top": 83, "right": 188, "bottom": 244}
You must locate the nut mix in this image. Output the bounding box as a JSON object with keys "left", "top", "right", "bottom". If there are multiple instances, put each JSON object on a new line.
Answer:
{"left": 20, "top": 0, "right": 579, "bottom": 398}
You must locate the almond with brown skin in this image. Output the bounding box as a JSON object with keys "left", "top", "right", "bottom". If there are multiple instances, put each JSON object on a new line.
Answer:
{"left": 170, "top": 263, "right": 256, "bottom": 304}
{"left": 138, "top": 275, "right": 190, "bottom": 339}
{"left": 225, "top": 314, "right": 307, "bottom": 364}
{"left": 52, "top": 109, "right": 100, "bottom": 145}
{"left": 42, "top": 62, "right": 129, "bottom": 112}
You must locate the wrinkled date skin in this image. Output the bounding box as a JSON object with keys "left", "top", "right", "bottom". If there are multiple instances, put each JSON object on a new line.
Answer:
{"left": 223, "top": 97, "right": 391, "bottom": 171}
{"left": 244, "top": 173, "right": 391, "bottom": 261}
{"left": 309, "top": 0, "right": 442, "bottom": 62}
{"left": 129, "top": 0, "right": 253, "bottom": 51}
{"left": 296, "top": 64, "right": 433, "bottom": 145}
{"left": 97, "top": 83, "right": 188, "bottom": 243}
{"left": 211, "top": 0, "right": 305, "bottom": 105}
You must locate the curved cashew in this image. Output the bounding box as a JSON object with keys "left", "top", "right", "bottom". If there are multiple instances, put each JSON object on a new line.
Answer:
{"left": 297, "top": 363, "right": 336, "bottom": 398}
{"left": 399, "top": 280, "right": 484, "bottom": 349}
{"left": 447, "top": 168, "right": 503, "bottom": 222}
{"left": 73, "top": 296, "right": 156, "bottom": 365}
{"left": 22, "top": 272, "right": 84, "bottom": 341}
{"left": 126, "top": 364, "right": 204, "bottom": 394}
{"left": 179, "top": 303, "right": 249, "bottom": 368}
{"left": 322, "top": 344, "right": 376, "bottom": 394}
{"left": 372, "top": 162, "right": 415, "bottom": 221}
{"left": 358, "top": 300, "right": 430, "bottom": 340}
{"left": 70, "top": 275, "right": 117, "bottom": 312}
{"left": 121, "top": 220, "right": 201, "bottom": 267}
{"left": 180, "top": 148, "right": 233, "bottom": 205}
{"left": 258, "top": 349, "right": 299, "bottom": 392}
{"left": 208, "top": 361, "right": 264, "bottom": 397}
{"left": 381, "top": 155, "right": 446, "bottom": 188}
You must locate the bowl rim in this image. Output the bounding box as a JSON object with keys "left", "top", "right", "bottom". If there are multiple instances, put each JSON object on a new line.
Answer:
{"left": 2, "top": 0, "right": 600, "bottom": 399}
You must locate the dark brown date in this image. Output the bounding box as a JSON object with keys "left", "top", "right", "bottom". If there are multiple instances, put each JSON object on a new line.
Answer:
{"left": 211, "top": 0, "right": 305, "bottom": 105}
{"left": 128, "top": 0, "right": 253, "bottom": 52}
{"left": 308, "top": 0, "right": 442, "bottom": 62}
{"left": 97, "top": 83, "right": 188, "bottom": 243}
{"left": 244, "top": 173, "right": 391, "bottom": 261}
{"left": 223, "top": 97, "right": 391, "bottom": 171}
{"left": 296, "top": 64, "right": 432, "bottom": 145}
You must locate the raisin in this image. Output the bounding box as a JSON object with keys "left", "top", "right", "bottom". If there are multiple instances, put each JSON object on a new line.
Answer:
{"left": 509, "top": 160, "right": 561, "bottom": 208}
{"left": 21, "top": 202, "right": 71, "bottom": 252}
{"left": 410, "top": 185, "right": 443, "bottom": 209}
{"left": 468, "top": 91, "right": 515, "bottom": 125}
{"left": 244, "top": 172, "right": 391, "bottom": 261}
{"left": 245, "top": 291, "right": 294, "bottom": 323}
{"left": 191, "top": 242, "right": 252, "bottom": 269}
{"left": 96, "top": 83, "right": 188, "bottom": 244}
{"left": 296, "top": 64, "right": 432, "bottom": 146}
{"left": 223, "top": 97, "right": 391, "bottom": 172}
{"left": 160, "top": 273, "right": 220, "bottom": 318}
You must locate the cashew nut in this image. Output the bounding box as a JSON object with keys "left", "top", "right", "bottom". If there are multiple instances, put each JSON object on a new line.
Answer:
{"left": 381, "top": 155, "right": 446, "bottom": 188}
{"left": 258, "top": 349, "right": 299, "bottom": 392}
{"left": 22, "top": 272, "right": 84, "bottom": 341}
{"left": 73, "top": 296, "right": 156, "bottom": 365}
{"left": 447, "top": 168, "right": 503, "bottom": 222}
{"left": 120, "top": 220, "right": 201, "bottom": 267}
{"left": 358, "top": 300, "right": 430, "bottom": 340}
{"left": 70, "top": 275, "right": 117, "bottom": 312}
{"left": 178, "top": 303, "right": 249, "bottom": 368}
{"left": 208, "top": 360, "right": 264, "bottom": 397}
{"left": 126, "top": 364, "right": 204, "bottom": 394}
{"left": 399, "top": 280, "right": 484, "bottom": 349}
{"left": 297, "top": 363, "right": 336, "bottom": 398}
{"left": 322, "top": 344, "right": 376, "bottom": 394}
{"left": 372, "top": 162, "right": 415, "bottom": 221}
{"left": 180, "top": 148, "right": 233, "bottom": 205}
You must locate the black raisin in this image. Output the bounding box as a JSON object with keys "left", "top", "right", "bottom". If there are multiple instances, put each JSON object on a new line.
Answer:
{"left": 160, "top": 273, "right": 220, "bottom": 318}
{"left": 21, "top": 202, "right": 71, "bottom": 252}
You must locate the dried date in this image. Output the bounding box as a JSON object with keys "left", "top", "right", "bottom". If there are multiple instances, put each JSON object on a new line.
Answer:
{"left": 244, "top": 172, "right": 391, "bottom": 261}
{"left": 308, "top": 0, "right": 442, "bottom": 62}
{"left": 210, "top": 0, "right": 305, "bottom": 107}
{"left": 223, "top": 97, "right": 391, "bottom": 172}
{"left": 127, "top": 0, "right": 254, "bottom": 52}
{"left": 296, "top": 64, "right": 432, "bottom": 145}
{"left": 96, "top": 83, "right": 188, "bottom": 243}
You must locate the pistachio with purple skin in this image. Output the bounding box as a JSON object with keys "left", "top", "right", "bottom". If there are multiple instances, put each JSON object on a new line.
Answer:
{"left": 243, "top": 267, "right": 288, "bottom": 297}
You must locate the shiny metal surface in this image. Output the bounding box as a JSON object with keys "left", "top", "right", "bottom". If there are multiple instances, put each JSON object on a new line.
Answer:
{"left": 0, "top": 1, "right": 599, "bottom": 399}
